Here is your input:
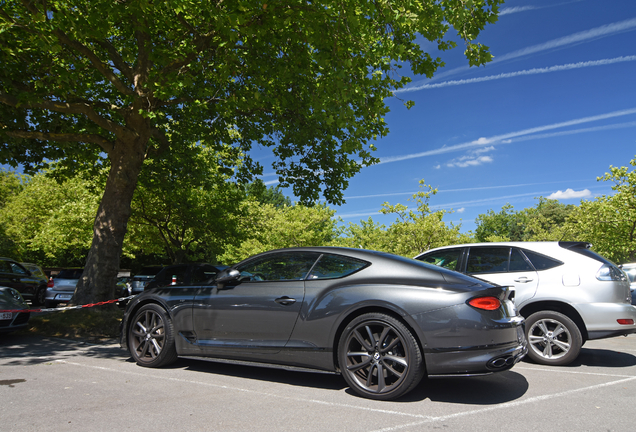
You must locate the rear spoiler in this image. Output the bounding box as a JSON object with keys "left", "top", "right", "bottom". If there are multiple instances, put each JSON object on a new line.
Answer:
{"left": 558, "top": 241, "right": 592, "bottom": 250}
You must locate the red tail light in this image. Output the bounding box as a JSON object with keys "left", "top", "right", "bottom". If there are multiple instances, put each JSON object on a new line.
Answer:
{"left": 617, "top": 319, "right": 634, "bottom": 325}
{"left": 47, "top": 277, "right": 54, "bottom": 288}
{"left": 468, "top": 296, "right": 501, "bottom": 310}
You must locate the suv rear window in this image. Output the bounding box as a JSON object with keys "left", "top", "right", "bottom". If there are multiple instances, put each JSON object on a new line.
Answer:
{"left": 57, "top": 269, "right": 83, "bottom": 279}
{"left": 521, "top": 250, "right": 563, "bottom": 271}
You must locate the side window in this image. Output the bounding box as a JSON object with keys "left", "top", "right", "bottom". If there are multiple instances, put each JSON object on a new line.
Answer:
{"left": 509, "top": 248, "right": 533, "bottom": 272}
{"left": 466, "top": 247, "right": 510, "bottom": 274}
{"left": 235, "top": 252, "right": 321, "bottom": 282}
{"left": 307, "top": 254, "right": 368, "bottom": 280}
{"left": 159, "top": 265, "right": 188, "bottom": 285}
{"left": 416, "top": 249, "right": 462, "bottom": 271}
{"left": 522, "top": 249, "right": 563, "bottom": 271}
{"left": 9, "top": 262, "right": 27, "bottom": 275}
{"left": 191, "top": 265, "right": 220, "bottom": 284}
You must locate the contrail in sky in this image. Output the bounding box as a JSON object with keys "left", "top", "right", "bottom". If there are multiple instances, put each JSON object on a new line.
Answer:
{"left": 408, "top": 16, "right": 636, "bottom": 85}
{"left": 397, "top": 56, "right": 636, "bottom": 92}
{"left": 378, "top": 108, "right": 636, "bottom": 165}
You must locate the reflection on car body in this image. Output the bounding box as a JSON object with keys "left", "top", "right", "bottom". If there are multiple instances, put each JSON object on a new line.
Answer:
{"left": 121, "top": 247, "right": 526, "bottom": 400}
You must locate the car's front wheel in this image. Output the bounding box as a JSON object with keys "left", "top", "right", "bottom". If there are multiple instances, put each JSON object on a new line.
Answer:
{"left": 338, "top": 313, "right": 425, "bottom": 400}
{"left": 525, "top": 310, "right": 582, "bottom": 366}
{"left": 128, "top": 304, "right": 178, "bottom": 368}
{"left": 34, "top": 286, "right": 46, "bottom": 306}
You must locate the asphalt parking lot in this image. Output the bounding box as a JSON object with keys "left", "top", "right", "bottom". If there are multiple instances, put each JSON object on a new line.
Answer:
{"left": 1, "top": 333, "right": 635, "bottom": 432}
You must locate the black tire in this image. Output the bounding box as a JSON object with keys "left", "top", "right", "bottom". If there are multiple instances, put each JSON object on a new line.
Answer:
{"left": 128, "top": 304, "right": 178, "bottom": 368}
{"left": 337, "top": 313, "right": 425, "bottom": 400}
{"left": 525, "top": 310, "right": 582, "bottom": 366}
{"left": 34, "top": 286, "right": 46, "bottom": 306}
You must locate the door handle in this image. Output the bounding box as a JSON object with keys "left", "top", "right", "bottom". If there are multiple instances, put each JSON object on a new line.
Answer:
{"left": 513, "top": 277, "right": 533, "bottom": 283}
{"left": 275, "top": 296, "right": 296, "bottom": 306}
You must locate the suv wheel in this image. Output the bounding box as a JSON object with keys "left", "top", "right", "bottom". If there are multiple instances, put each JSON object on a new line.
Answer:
{"left": 526, "top": 310, "right": 582, "bottom": 366}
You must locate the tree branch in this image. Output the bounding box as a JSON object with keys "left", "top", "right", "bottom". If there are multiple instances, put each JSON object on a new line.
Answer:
{"left": 1, "top": 128, "right": 114, "bottom": 153}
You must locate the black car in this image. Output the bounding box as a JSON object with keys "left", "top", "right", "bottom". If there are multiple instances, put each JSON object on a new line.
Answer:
{"left": 120, "top": 247, "right": 527, "bottom": 401}
{"left": 129, "top": 266, "right": 164, "bottom": 295}
{"left": 144, "top": 263, "right": 228, "bottom": 291}
{"left": 0, "top": 257, "right": 47, "bottom": 305}
{"left": 0, "top": 287, "right": 30, "bottom": 333}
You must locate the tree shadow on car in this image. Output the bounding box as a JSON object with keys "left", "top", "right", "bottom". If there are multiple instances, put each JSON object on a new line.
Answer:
{"left": 166, "top": 357, "right": 347, "bottom": 392}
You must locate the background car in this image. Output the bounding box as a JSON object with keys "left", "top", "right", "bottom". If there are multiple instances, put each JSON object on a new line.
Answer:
{"left": 621, "top": 263, "right": 636, "bottom": 305}
{"left": 45, "top": 268, "right": 83, "bottom": 308}
{"left": 0, "top": 257, "right": 46, "bottom": 305}
{"left": 416, "top": 241, "right": 636, "bottom": 366}
{"left": 20, "top": 262, "right": 48, "bottom": 305}
{"left": 144, "top": 263, "right": 228, "bottom": 290}
{"left": 0, "top": 287, "right": 30, "bottom": 333}
{"left": 121, "top": 247, "right": 526, "bottom": 401}
{"left": 129, "top": 266, "right": 163, "bottom": 294}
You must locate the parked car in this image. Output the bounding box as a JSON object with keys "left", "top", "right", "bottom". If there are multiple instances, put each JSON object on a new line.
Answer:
{"left": 0, "top": 257, "right": 46, "bottom": 305}
{"left": 129, "top": 266, "right": 163, "bottom": 294}
{"left": 620, "top": 263, "right": 636, "bottom": 305}
{"left": 20, "top": 262, "right": 48, "bottom": 305}
{"left": 415, "top": 241, "right": 636, "bottom": 366}
{"left": 45, "top": 268, "right": 83, "bottom": 308}
{"left": 0, "top": 286, "right": 30, "bottom": 333}
{"left": 144, "top": 263, "right": 228, "bottom": 290}
{"left": 121, "top": 247, "right": 526, "bottom": 401}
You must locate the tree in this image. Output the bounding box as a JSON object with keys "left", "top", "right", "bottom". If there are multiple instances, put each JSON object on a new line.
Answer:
{"left": 220, "top": 201, "right": 339, "bottom": 264}
{"left": 0, "top": 169, "right": 24, "bottom": 257}
{"left": 565, "top": 157, "right": 636, "bottom": 263}
{"left": 380, "top": 180, "right": 467, "bottom": 257}
{"left": 334, "top": 218, "right": 392, "bottom": 252}
{"left": 520, "top": 198, "right": 576, "bottom": 241}
{"left": 0, "top": 0, "right": 503, "bottom": 304}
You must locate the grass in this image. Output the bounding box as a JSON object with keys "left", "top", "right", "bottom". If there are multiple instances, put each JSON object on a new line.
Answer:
{"left": 18, "top": 305, "right": 124, "bottom": 343}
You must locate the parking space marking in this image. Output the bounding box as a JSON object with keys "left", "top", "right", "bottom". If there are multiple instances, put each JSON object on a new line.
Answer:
{"left": 56, "top": 360, "right": 436, "bottom": 420}
{"left": 56, "top": 358, "right": 636, "bottom": 431}
{"left": 371, "top": 375, "right": 636, "bottom": 432}
{"left": 514, "top": 365, "right": 635, "bottom": 378}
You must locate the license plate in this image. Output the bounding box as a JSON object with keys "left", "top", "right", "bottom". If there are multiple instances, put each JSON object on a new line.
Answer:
{"left": 0, "top": 312, "right": 12, "bottom": 320}
{"left": 56, "top": 294, "right": 72, "bottom": 300}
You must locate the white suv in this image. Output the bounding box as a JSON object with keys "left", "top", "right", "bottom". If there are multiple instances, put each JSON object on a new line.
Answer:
{"left": 415, "top": 242, "right": 636, "bottom": 366}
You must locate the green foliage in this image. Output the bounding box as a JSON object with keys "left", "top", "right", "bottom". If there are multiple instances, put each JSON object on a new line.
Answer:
{"left": 221, "top": 201, "right": 340, "bottom": 264}
{"left": 474, "top": 204, "right": 519, "bottom": 242}
{"left": 564, "top": 156, "right": 636, "bottom": 263}
{"left": 245, "top": 181, "right": 292, "bottom": 208}
{"left": 333, "top": 218, "right": 392, "bottom": 252}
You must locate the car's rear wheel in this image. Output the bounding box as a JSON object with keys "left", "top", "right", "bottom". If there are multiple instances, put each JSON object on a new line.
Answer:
{"left": 525, "top": 310, "right": 582, "bottom": 366}
{"left": 338, "top": 313, "right": 424, "bottom": 400}
{"left": 128, "top": 304, "right": 178, "bottom": 368}
{"left": 34, "top": 286, "right": 46, "bottom": 306}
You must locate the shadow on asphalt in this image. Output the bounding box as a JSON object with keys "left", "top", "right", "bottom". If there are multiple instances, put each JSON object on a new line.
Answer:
{"left": 0, "top": 334, "right": 125, "bottom": 366}
{"left": 521, "top": 346, "right": 636, "bottom": 368}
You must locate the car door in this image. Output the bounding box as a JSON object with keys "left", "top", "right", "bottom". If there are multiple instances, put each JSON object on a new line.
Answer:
{"left": 465, "top": 246, "right": 539, "bottom": 306}
{"left": 191, "top": 252, "right": 320, "bottom": 354}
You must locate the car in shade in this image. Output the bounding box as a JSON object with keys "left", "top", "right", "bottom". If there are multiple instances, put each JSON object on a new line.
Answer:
{"left": 120, "top": 247, "right": 526, "bottom": 401}
{"left": 0, "top": 287, "right": 30, "bottom": 333}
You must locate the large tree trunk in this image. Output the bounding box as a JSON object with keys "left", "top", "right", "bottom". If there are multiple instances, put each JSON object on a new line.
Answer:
{"left": 72, "top": 135, "right": 147, "bottom": 305}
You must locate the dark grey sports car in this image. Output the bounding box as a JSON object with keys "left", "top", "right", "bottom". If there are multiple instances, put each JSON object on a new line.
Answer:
{"left": 120, "top": 247, "right": 527, "bottom": 400}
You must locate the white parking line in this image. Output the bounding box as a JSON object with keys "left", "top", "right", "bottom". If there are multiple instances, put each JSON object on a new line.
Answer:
{"left": 514, "top": 365, "right": 635, "bottom": 378}
{"left": 56, "top": 359, "right": 636, "bottom": 431}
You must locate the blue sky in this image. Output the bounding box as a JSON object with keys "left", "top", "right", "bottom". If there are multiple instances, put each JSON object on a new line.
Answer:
{"left": 265, "top": 0, "right": 636, "bottom": 233}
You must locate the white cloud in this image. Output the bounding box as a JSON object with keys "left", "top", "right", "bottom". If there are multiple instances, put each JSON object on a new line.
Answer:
{"left": 499, "top": 6, "right": 537, "bottom": 16}
{"left": 456, "top": 208, "right": 466, "bottom": 213}
{"left": 548, "top": 189, "right": 591, "bottom": 200}
{"left": 447, "top": 155, "right": 493, "bottom": 168}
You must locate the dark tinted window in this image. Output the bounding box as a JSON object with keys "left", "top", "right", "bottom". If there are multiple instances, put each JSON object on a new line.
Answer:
{"left": 236, "top": 252, "right": 320, "bottom": 281}
{"left": 417, "top": 249, "right": 462, "bottom": 271}
{"left": 307, "top": 254, "right": 368, "bottom": 280}
{"left": 509, "top": 248, "right": 533, "bottom": 272}
{"left": 8, "top": 261, "right": 27, "bottom": 275}
{"left": 191, "top": 265, "right": 221, "bottom": 284}
{"left": 522, "top": 250, "right": 563, "bottom": 271}
{"left": 155, "top": 265, "right": 188, "bottom": 285}
{"left": 57, "top": 269, "right": 84, "bottom": 279}
{"left": 0, "top": 261, "right": 11, "bottom": 273}
{"left": 466, "top": 247, "right": 510, "bottom": 274}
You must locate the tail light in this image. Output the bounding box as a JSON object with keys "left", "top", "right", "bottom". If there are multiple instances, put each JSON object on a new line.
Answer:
{"left": 47, "top": 277, "right": 54, "bottom": 288}
{"left": 468, "top": 296, "right": 501, "bottom": 310}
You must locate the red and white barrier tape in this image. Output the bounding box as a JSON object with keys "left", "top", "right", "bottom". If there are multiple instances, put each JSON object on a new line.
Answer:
{"left": 0, "top": 295, "right": 137, "bottom": 314}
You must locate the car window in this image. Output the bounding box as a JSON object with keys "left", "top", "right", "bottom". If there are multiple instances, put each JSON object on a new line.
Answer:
{"left": 466, "top": 247, "right": 510, "bottom": 274}
{"left": 416, "top": 249, "right": 462, "bottom": 271}
{"left": 509, "top": 248, "right": 533, "bottom": 272}
{"left": 521, "top": 250, "right": 563, "bottom": 271}
{"left": 57, "top": 269, "right": 83, "bottom": 279}
{"left": 236, "top": 252, "right": 320, "bottom": 282}
{"left": 191, "top": 265, "right": 221, "bottom": 284}
{"left": 8, "top": 262, "right": 27, "bottom": 275}
{"left": 156, "top": 265, "right": 188, "bottom": 285}
{"left": 0, "top": 261, "right": 11, "bottom": 273}
{"left": 307, "top": 254, "right": 369, "bottom": 280}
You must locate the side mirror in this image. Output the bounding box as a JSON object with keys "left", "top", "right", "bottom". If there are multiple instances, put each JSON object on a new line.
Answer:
{"left": 215, "top": 269, "right": 240, "bottom": 289}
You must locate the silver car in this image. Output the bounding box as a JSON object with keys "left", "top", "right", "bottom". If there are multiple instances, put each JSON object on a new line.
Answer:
{"left": 45, "top": 268, "right": 83, "bottom": 308}
{"left": 621, "top": 263, "right": 636, "bottom": 305}
{"left": 415, "top": 241, "right": 636, "bottom": 366}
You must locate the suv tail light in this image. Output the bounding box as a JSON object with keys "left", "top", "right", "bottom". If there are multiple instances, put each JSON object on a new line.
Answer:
{"left": 47, "top": 277, "right": 54, "bottom": 288}
{"left": 468, "top": 296, "right": 501, "bottom": 310}
{"left": 596, "top": 264, "right": 627, "bottom": 282}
